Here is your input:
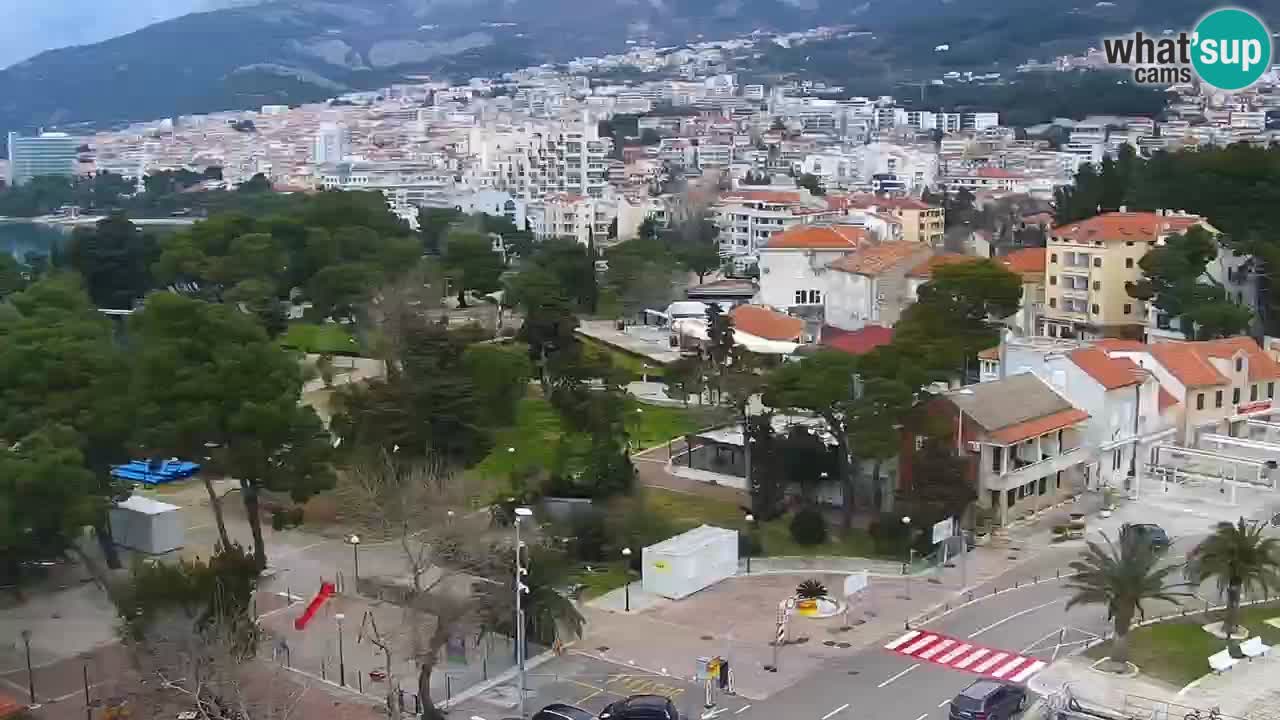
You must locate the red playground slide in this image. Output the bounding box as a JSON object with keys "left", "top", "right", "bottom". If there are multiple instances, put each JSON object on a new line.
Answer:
{"left": 294, "top": 581, "right": 336, "bottom": 630}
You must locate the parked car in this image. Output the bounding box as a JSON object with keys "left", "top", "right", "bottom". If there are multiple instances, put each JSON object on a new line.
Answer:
{"left": 948, "top": 680, "right": 1028, "bottom": 720}
{"left": 600, "top": 694, "right": 680, "bottom": 720}
{"left": 532, "top": 703, "right": 595, "bottom": 720}
{"left": 1121, "top": 523, "right": 1171, "bottom": 552}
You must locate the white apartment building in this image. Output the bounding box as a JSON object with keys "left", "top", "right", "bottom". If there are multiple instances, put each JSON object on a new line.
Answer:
{"left": 317, "top": 162, "right": 456, "bottom": 207}
{"left": 313, "top": 123, "right": 350, "bottom": 165}
{"left": 755, "top": 225, "right": 871, "bottom": 311}
{"left": 465, "top": 117, "right": 611, "bottom": 198}
{"left": 714, "top": 188, "right": 838, "bottom": 261}
{"left": 527, "top": 193, "right": 612, "bottom": 245}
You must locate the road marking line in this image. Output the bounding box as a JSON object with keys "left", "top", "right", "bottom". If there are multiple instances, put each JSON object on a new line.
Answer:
{"left": 703, "top": 709, "right": 728, "bottom": 719}
{"left": 577, "top": 689, "right": 605, "bottom": 704}
{"left": 939, "top": 699, "right": 954, "bottom": 708}
{"left": 937, "top": 644, "right": 972, "bottom": 664}
{"left": 1010, "top": 660, "right": 1047, "bottom": 683}
{"left": 918, "top": 639, "right": 955, "bottom": 660}
{"left": 915, "top": 713, "right": 930, "bottom": 720}
{"left": 991, "top": 657, "right": 1027, "bottom": 679}
{"left": 822, "top": 703, "right": 850, "bottom": 720}
{"left": 877, "top": 664, "right": 920, "bottom": 688}
{"left": 885, "top": 630, "right": 922, "bottom": 650}
{"left": 471, "top": 716, "right": 488, "bottom": 720}
{"left": 952, "top": 648, "right": 988, "bottom": 669}
{"left": 736, "top": 705, "right": 752, "bottom": 714}
{"left": 972, "top": 653, "right": 1008, "bottom": 674}
{"left": 966, "top": 598, "right": 1062, "bottom": 639}
{"left": 902, "top": 635, "right": 939, "bottom": 654}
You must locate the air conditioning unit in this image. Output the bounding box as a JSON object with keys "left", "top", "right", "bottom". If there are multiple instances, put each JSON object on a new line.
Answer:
{"left": 876, "top": 293, "right": 887, "bottom": 301}
{"left": 967, "top": 441, "right": 982, "bottom": 453}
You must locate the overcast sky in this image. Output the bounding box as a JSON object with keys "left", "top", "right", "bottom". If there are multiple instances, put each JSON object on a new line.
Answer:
{"left": 0, "top": 0, "right": 234, "bottom": 69}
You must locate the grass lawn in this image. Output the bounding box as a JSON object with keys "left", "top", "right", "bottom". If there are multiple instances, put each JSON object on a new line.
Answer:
{"left": 642, "top": 487, "right": 881, "bottom": 558}
{"left": 1085, "top": 602, "right": 1280, "bottom": 687}
{"left": 280, "top": 322, "right": 357, "bottom": 354}
{"left": 471, "top": 393, "right": 728, "bottom": 481}
{"left": 571, "top": 563, "right": 633, "bottom": 600}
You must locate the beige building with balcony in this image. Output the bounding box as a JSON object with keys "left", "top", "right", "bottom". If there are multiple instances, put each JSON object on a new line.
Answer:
{"left": 900, "top": 373, "right": 1091, "bottom": 526}
{"left": 848, "top": 195, "right": 945, "bottom": 246}
{"left": 1041, "top": 210, "right": 1210, "bottom": 339}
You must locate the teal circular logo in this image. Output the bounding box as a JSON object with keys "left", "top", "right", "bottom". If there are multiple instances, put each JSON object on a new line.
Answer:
{"left": 1192, "top": 8, "right": 1272, "bottom": 91}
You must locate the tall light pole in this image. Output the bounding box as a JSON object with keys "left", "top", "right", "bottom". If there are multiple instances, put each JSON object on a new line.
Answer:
{"left": 514, "top": 506, "right": 533, "bottom": 719}
{"left": 621, "top": 547, "right": 633, "bottom": 611}
{"left": 348, "top": 534, "right": 361, "bottom": 587}
{"left": 901, "top": 516, "right": 913, "bottom": 600}
{"left": 743, "top": 515, "right": 755, "bottom": 574}
{"left": 335, "top": 613, "right": 346, "bottom": 687}
{"left": 20, "top": 629, "right": 33, "bottom": 703}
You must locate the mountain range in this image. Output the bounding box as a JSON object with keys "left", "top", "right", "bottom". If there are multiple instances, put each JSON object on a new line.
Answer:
{"left": 0, "top": 0, "right": 1276, "bottom": 143}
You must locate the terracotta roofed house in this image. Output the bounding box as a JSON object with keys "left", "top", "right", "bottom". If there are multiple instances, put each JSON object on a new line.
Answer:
{"left": 1000, "top": 247, "right": 1048, "bottom": 336}
{"left": 755, "top": 224, "right": 872, "bottom": 312}
{"left": 823, "top": 241, "right": 933, "bottom": 332}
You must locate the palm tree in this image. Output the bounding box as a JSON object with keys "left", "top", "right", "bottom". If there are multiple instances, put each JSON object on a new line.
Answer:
{"left": 1185, "top": 518, "right": 1280, "bottom": 642}
{"left": 1065, "top": 533, "right": 1189, "bottom": 667}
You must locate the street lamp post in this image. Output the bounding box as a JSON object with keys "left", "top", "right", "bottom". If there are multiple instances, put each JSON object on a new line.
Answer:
{"left": 621, "top": 548, "right": 633, "bottom": 611}
{"left": 901, "top": 516, "right": 913, "bottom": 600}
{"left": 514, "top": 506, "right": 533, "bottom": 719}
{"left": 335, "top": 613, "right": 346, "bottom": 687}
{"left": 743, "top": 515, "right": 755, "bottom": 574}
{"left": 20, "top": 629, "right": 34, "bottom": 703}
{"left": 348, "top": 534, "right": 361, "bottom": 587}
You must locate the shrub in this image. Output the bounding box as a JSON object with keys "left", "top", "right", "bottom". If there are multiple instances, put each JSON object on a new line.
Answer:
{"left": 271, "top": 509, "right": 287, "bottom": 531}
{"left": 796, "top": 578, "right": 829, "bottom": 600}
{"left": 567, "top": 511, "right": 609, "bottom": 563}
{"left": 869, "top": 513, "right": 909, "bottom": 555}
{"left": 789, "top": 508, "right": 828, "bottom": 546}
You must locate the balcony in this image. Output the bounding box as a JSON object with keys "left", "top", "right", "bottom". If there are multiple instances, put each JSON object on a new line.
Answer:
{"left": 985, "top": 446, "right": 1091, "bottom": 491}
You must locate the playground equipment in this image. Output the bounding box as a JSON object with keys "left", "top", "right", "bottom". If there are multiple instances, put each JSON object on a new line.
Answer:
{"left": 294, "top": 582, "right": 336, "bottom": 631}
{"left": 109, "top": 458, "right": 201, "bottom": 485}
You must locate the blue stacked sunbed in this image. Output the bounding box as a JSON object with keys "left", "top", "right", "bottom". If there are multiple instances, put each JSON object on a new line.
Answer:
{"left": 110, "top": 459, "right": 201, "bottom": 485}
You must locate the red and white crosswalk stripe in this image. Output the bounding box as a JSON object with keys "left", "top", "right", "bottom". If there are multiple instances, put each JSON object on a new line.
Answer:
{"left": 882, "top": 630, "right": 1046, "bottom": 683}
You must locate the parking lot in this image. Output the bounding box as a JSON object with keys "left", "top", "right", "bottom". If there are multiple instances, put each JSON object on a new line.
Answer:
{"left": 447, "top": 651, "right": 753, "bottom": 720}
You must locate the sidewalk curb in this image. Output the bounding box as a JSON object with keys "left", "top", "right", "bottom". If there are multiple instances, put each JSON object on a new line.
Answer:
{"left": 439, "top": 643, "right": 572, "bottom": 710}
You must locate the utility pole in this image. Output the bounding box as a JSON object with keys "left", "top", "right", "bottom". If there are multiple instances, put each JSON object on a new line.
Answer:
{"left": 514, "top": 507, "right": 533, "bottom": 718}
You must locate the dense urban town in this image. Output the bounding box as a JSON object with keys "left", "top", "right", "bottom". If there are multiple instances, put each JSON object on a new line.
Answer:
{"left": 4, "top": 14, "right": 1280, "bottom": 720}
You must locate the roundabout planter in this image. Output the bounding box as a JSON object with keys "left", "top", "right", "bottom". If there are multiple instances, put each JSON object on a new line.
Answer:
{"left": 794, "top": 596, "right": 844, "bottom": 619}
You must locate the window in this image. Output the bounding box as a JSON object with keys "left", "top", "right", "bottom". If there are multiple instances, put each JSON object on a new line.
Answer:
{"left": 1051, "top": 253, "right": 1058, "bottom": 264}
{"left": 1123, "top": 303, "right": 1132, "bottom": 314}
{"left": 1038, "top": 477, "right": 1047, "bottom": 495}
{"left": 1215, "top": 390, "right": 1223, "bottom": 408}
{"left": 1126, "top": 241, "right": 1135, "bottom": 247}
{"left": 1007, "top": 489, "right": 1016, "bottom": 507}
{"left": 1251, "top": 385, "right": 1259, "bottom": 402}
{"left": 1126, "top": 258, "right": 1134, "bottom": 268}
{"left": 1236, "top": 357, "right": 1243, "bottom": 372}
{"left": 808, "top": 289, "right": 822, "bottom": 304}
{"left": 1233, "top": 388, "right": 1241, "bottom": 405}
{"left": 1092, "top": 281, "right": 1101, "bottom": 291}
{"left": 1269, "top": 382, "right": 1275, "bottom": 399}
{"left": 991, "top": 448, "right": 1002, "bottom": 474}
{"left": 1050, "top": 276, "right": 1057, "bottom": 285}
{"left": 1197, "top": 393, "right": 1206, "bottom": 410}
{"left": 1091, "top": 304, "right": 1100, "bottom": 314}
{"left": 795, "top": 291, "right": 805, "bottom": 304}
{"left": 1049, "top": 298, "right": 1057, "bottom": 308}
{"left": 1094, "top": 257, "right": 1102, "bottom": 267}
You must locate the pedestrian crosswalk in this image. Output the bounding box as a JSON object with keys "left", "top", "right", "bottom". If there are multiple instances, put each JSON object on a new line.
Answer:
{"left": 883, "top": 630, "right": 1046, "bottom": 683}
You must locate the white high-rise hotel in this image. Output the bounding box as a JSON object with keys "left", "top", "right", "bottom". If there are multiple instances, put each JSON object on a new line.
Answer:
{"left": 313, "top": 123, "right": 350, "bottom": 165}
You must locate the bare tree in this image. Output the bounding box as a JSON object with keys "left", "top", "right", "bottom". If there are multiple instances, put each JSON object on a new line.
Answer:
{"left": 361, "top": 262, "right": 446, "bottom": 381}
{"left": 338, "top": 450, "right": 479, "bottom": 719}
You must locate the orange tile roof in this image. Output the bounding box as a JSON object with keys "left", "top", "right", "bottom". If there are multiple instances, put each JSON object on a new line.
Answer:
{"left": 1051, "top": 212, "right": 1206, "bottom": 243}
{"left": 1148, "top": 343, "right": 1229, "bottom": 387}
{"left": 907, "top": 253, "right": 980, "bottom": 278}
{"left": 989, "top": 408, "right": 1090, "bottom": 445}
{"left": 767, "top": 225, "right": 869, "bottom": 250}
{"left": 828, "top": 242, "right": 929, "bottom": 275}
{"left": 999, "top": 247, "right": 1047, "bottom": 276}
{"left": 1069, "top": 347, "right": 1143, "bottom": 390}
{"left": 978, "top": 346, "right": 1000, "bottom": 361}
{"left": 1192, "top": 336, "right": 1280, "bottom": 381}
{"left": 730, "top": 305, "right": 804, "bottom": 342}
{"left": 821, "top": 324, "right": 894, "bottom": 355}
